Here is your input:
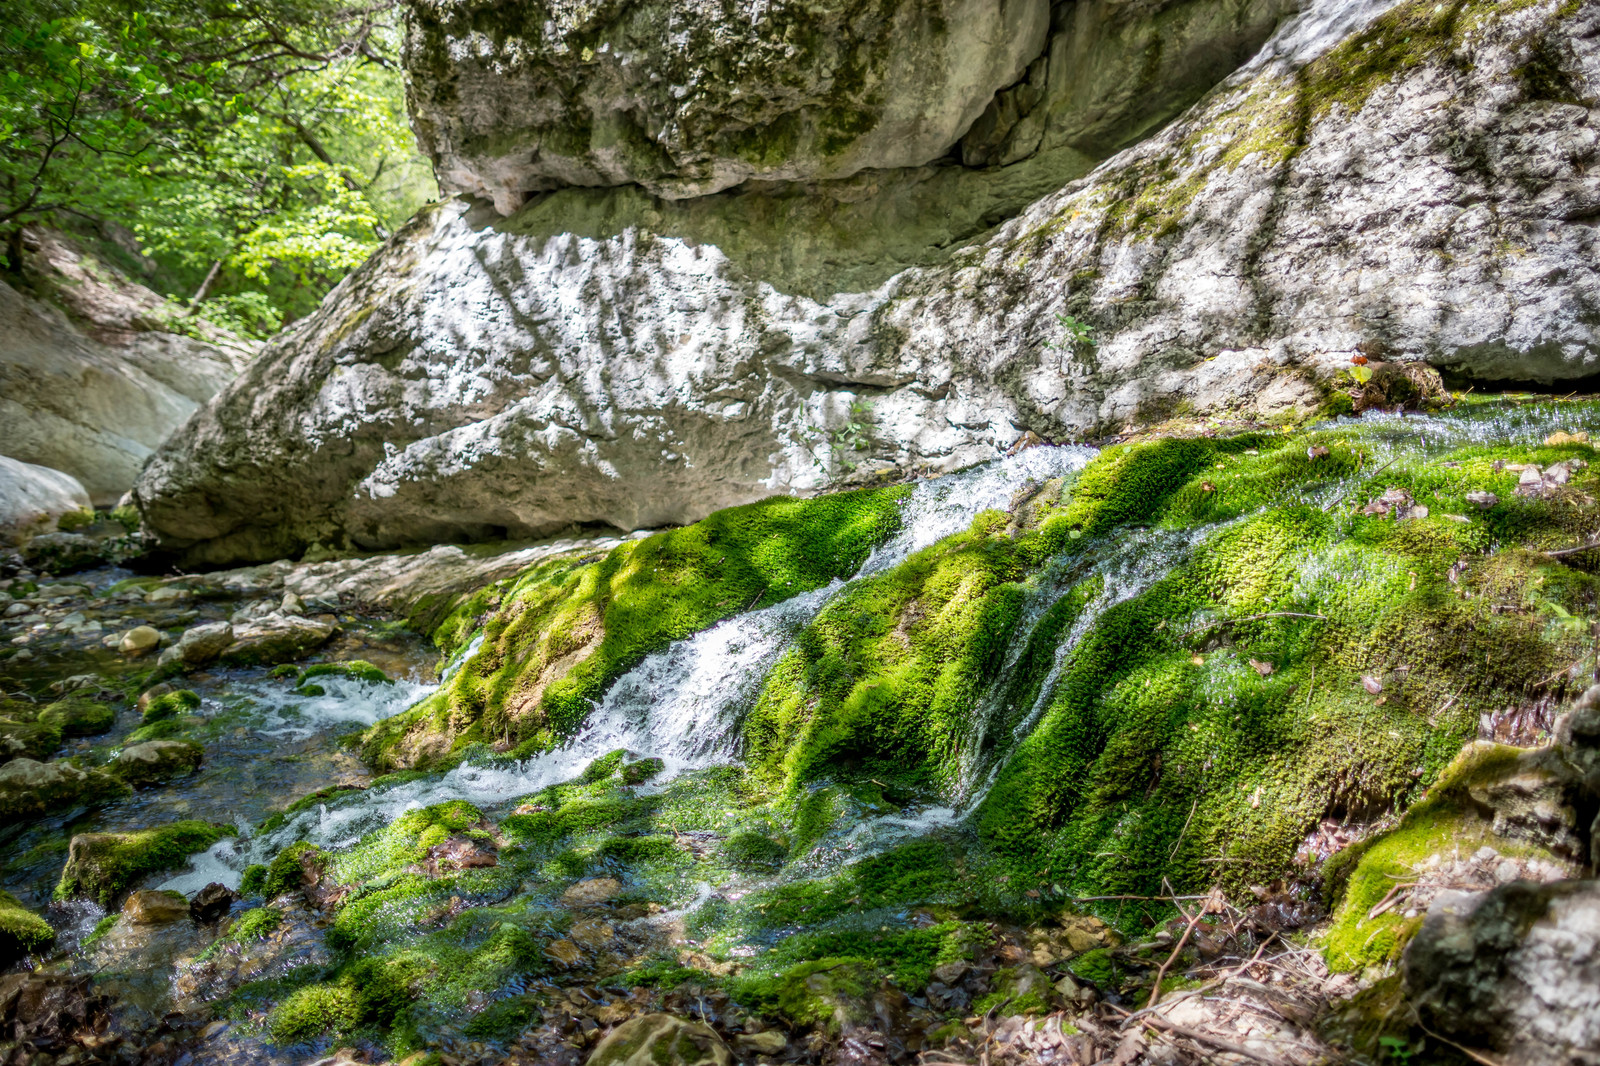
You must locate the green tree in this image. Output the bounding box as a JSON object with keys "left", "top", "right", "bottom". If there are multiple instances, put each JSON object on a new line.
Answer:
{"left": 0, "top": 0, "right": 434, "bottom": 336}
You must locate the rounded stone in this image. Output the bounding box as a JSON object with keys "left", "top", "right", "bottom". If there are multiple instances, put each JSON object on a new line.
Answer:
{"left": 119, "top": 625, "right": 161, "bottom": 657}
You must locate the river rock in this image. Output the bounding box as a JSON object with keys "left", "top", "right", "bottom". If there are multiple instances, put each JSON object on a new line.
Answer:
{"left": 112, "top": 740, "right": 203, "bottom": 784}
{"left": 134, "top": 0, "right": 1600, "bottom": 565}
{"left": 0, "top": 715, "right": 62, "bottom": 764}
{"left": 157, "top": 621, "right": 234, "bottom": 669}
{"left": 586, "top": 1013, "right": 731, "bottom": 1066}
{"left": 122, "top": 889, "right": 191, "bottom": 925}
{"left": 0, "top": 757, "right": 129, "bottom": 823}
{"left": 562, "top": 877, "right": 623, "bottom": 906}
{"left": 0, "top": 227, "right": 248, "bottom": 505}
{"left": 1403, "top": 879, "right": 1600, "bottom": 1066}
{"left": 189, "top": 882, "right": 239, "bottom": 922}
{"left": 215, "top": 614, "right": 335, "bottom": 666}
{"left": 0, "top": 890, "right": 54, "bottom": 963}
{"left": 19, "top": 532, "right": 103, "bottom": 575}
{"left": 119, "top": 625, "right": 161, "bottom": 657}
{"left": 0, "top": 456, "right": 90, "bottom": 547}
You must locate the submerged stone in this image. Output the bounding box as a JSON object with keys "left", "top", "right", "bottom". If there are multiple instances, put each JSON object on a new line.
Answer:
{"left": 0, "top": 757, "right": 128, "bottom": 823}
{"left": 112, "top": 740, "right": 202, "bottom": 784}
{"left": 122, "top": 889, "right": 190, "bottom": 925}
{"left": 585, "top": 1012, "right": 731, "bottom": 1066}
{"left": 57, "top": 821, "right": 232, "bottom": 907}
{"left": 216, "top": 615, "right": 335, "bottom": 666}
{"left": 157, "top": 621, "right": 234, "bottom": 669}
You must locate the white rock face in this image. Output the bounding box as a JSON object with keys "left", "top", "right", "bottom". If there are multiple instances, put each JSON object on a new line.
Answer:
{"left": 408, "top": 0, "right": 1052, "bottom": 209}
{"left": 137, "top": 0, "right": 1600, "bottom": 565}
{"left": 0, "top": 456, "right": 91, "bottom": 547}
{"left": 0, "top": 229, "right": 249, "bottom": 505}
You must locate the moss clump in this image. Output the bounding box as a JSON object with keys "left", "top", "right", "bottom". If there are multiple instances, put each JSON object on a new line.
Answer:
{"left": 0, "top": 890, "right": 55, "bottom": 962}
{"left": 721, "top": 831, "right": 787, "bottom": 870}
{"left": 257, "top": 785, "right": 365, "bottom": 834}
{"left": 142, "top": 689, "right": 200, "bottom": 723}
{"left": 330, "top": 800, "right": 483, "bottom": 885}
{"left": 263, "top": 842, "right": 324, "bottom": 899}
{"left": 361, "top": 485, "right": 908, "bottom": 770}
{"left": 227, "top": 906, "right": 282, "bottom": 942}
{"left": 622, "top": 756, "right": 665, "bottom": 784}
{"left": 269, "top": 983, "right": 362, "bottom": 1044}
{"left": 239, "top": 864, "right": 268, "bottom": 896}
{"left": 0, "top": 714, "right": 63, "bottom": 762}
{"left": 39, "top": 697, "right": 115, "bottom": 737}
{"left": 299, "top": 660, "right": 391, "bottom": 686}
{"left": 56, "top": 821, "right": 233, "bottom": 907}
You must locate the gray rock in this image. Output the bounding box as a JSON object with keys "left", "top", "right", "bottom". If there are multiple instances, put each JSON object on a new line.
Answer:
{"left": 157, "top": 622, "right": 234, "bottom": 669}
{"left": 0, "top": 757, "right": 129, "bottom": 823}
{"left": 20, "top": 532, "right": 103, "bottom": 576}
{"left": 215, "top": 614, "right": 335, "bottom": 667}
{"left": 1404, "top": 879, "right": 1600, "bottom": 1066}
{"left": 118, "top": 625, "right": 161, "bottom": 657}
{"left": 0, "top": 228, "right": 249, "bottom": 505}
{"left": 112, "top": 740, "right": 203, "bottom": 784}
{"left": 0, "top": 456, "right": 89, "bottom": 547}
{"left": 135, "top": 0, "right": 1600, "bottom": 565}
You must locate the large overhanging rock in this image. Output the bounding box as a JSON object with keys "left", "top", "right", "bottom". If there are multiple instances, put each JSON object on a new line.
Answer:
{"left": 406, "top": 0, "right": 1053, "bottom": 209}
{"left": 137, "top": 0, "right": 1600, "bottom": 566}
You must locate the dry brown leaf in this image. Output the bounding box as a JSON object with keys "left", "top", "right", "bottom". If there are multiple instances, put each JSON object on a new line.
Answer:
{"left": 1362, "top": 675, "right": 1384, "bottom": 694}
{"left": 1025, "top": 888, "right": 1040, "bottom": 898}
{"left": 1307, "top": 445, "right": 1330, "bottom": 459}
{"left": 1375, "top": 695, "right": 1388, "bottom": 706}
{"left": 1190, "top": 653, "right": 1204, "bottom": 666}
{"left": 1200, "top": 481, "right": 1216, "bottom": 493}
{"left": 1250, "top": 658, "right": 1274, "bottom": 677}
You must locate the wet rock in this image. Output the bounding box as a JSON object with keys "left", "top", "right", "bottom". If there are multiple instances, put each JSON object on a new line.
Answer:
{"left": 215, "top": 614, "right": 334, "bottom": 666}
{"left": 0, "top": 455, "right": 90, "bottom": 547}
{"left": 39, "top": 696, "right": 115, "bottom": 737}
{"left": 58, "top": 822, "right": 233, "bottom": 906}
{"left": 112, "top": 740, "right": 203, "bottom": 784}
{"left": 10, "top": 973, "right": 95, "bottom": 1048}
{"left": 141, "top": 688, "right": 200, "bottom": 723}
{"left": 145, "top": 585, "right": 189, "bottom": 605}
{"left": 986, "top": 963, "right": 1057, "bottom": 1015}
{"left": 0, "top": 889, "right": 54, "bottom": 963}
{"left": 1403, "top": 879, "right": 1600, "bottom": 1066}
{"left": 119, "top": 624, "right": 161, "bottom": 657}
{"left": 157, "top": 621, "right": 234, "bottom": 669}
{"left": 0, "top": 756, "right": 128, "bottom": 823}
{"left": 587, "top": 1012, "right": 731, "bottom": 1066}
{"left": 734, "top": 1030, "right": 787, "bottom": 1056}
{"left": 563, "top": 878, "right": 623, "bottom": 906}
{"left": 135, "top": 683, "right": 174, "bottom": 715}
{"left": 415, "top": 836, "right": 497, "bottom": 876}
{"left": 19, "top": 531, "right": 103, "bottom": 574}
{"left": 190, "top": 882, "right": 238, "bottom": 922}
{"left": 122, "top": 889, "right": 191, "bottom": 925}
{"left": 545, "top": 938, "right": 583, "bottom": 967}
{"left": 0, "top": 713, "right": 63, "bottom": 764}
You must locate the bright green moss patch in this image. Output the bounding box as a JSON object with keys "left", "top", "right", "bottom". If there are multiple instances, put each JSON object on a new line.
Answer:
{"left": 229, "top": 906, "right": 282, "bottom": 942}
{"left": 56, "top": 821, "right": 233, "bottom": 907}
{"left": 40, "top": 697, "right": 115, "bottom": 736}
{"left": 361, "top": 485, "right": 908, "bottom": 770}
{"left": 258, "top": 785, "right": 366, "bottom": 834}
{"left": 331, "top": 800, "right": 484, "bottom": 885}
{"left": 142, "top": 689, "right": 200, "bottom": 723}
{"left": 0, "top": 890, "right": 55, "bottom": 961}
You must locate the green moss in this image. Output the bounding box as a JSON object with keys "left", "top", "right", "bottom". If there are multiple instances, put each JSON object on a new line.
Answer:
{"left": 0, "top": 890, "right": 55, "bottom": 961}
{"left": 228, "top": 906, "right": 282, "bottom": 942}
{"left": 269, "top": 983, "right": 363, "bottom": 1044}
{"left": 143, "top": 689, "right": 201, "bottom": 723}
{"left": 328, "top": 800, "right": 484, "bottom": 886}
{"left": 362, "top": 485, "right": 908, "bottom": 770}
{"left": 622, "top": 756, "right": 665, "bottom": 784}
{"left": 263, "top": 842, "right": 324, "bottom": 900}
{"left": 123, "top": 717, "right": 195, "bottom": 744}
{"left": 240, "top": 864, "right": 268, "bottom": 896}
{"left": 721, "top": 831, "right": 787, "bottom": 870}
{"left": 39, "top": 697, "right": 115, "bottom": 737}
{"left": 56, "top": 821, "right": 233, "bottom": 907}
{"left": 81, "top": 913, "right": 117, "bottom": 952}
{"left": 0, "top": 715, "right": 63, "bottom": 761}
{"left": 257, "top": 785, "right": 365, "bottom": 834}
{"left": 299, "top": 660, "right": 391, "bottom": 686}
{"left": 1068, "top": 948, "right": 1116, "bottom": 988}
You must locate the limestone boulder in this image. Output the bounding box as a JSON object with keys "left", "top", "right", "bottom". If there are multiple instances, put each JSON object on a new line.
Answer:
{"left": 408, "top": 0, "right": 1052, "bottom": 208}
{"left": 121, "top": 889, "right": 190, "bottom": 925}
{"left": 1404, "top": 879, "right": 1600, "bottom": 1066}
{"left": 215, "top": 614, "right": 336, "bottom": 667}
{"left": 136, "top": 0, "right": 1600, "bottom": 566}
{"left": 0, "top": 456, "right": 90, "bottom": 547}
{"left": 0, "top": 227, "right": 248, "bottom": 506}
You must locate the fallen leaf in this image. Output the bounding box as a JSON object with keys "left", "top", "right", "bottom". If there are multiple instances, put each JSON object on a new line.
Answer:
{"left": 1025, "top": 889, "right": 1040, "bottom": 899}
{"left": 1465, "top": 491, "right": 1498, "bottom": 508}
{"left": 1407, "top": 504, "right": 1429, "bottom": 520}
{"left": 1362, "top": 675, "right": 1383, "bottom": 694}
{"left": 1443, "top": 514, "right": 1470, "bottom": 522}
{"left": 1375, "top": 695, "right": 1388, "bottom": 706}
{"left": 1250, "top": 658, "right": 1274, "bottom": 677}
{"left": 1308, "top": 445, "right": 1330, "bottom": 460}
{"left": 1190, "top": 653, "right": 1204, "bottom": 666}
{"left": 1447, "top": 560, "right": 1467, "bottom": 585}
{"left": 1408, "top": 571, "right": 1417, "bottom": 591}
{"left": 1351, "top": 354, "right": 1369, "bottom": 366}
{"left": 1249, "top": 786, "right": 1263, "bottom": 809}
{"left": 1200, "top": 481, "right": 1216, "bottom": 492}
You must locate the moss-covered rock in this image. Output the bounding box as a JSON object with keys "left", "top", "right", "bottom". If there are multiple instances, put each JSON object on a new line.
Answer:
{"left": 111, "top": 739, "right": 203, "bottom": 784}
{"left": 361, "top": 486, "right": 907, "bottom": 770}
{"left": 0, "top": 712, "right": 62, "bottom": 763}
{"left": 0, "top": 889, "right": 54, "bottom": 963}
{"left": 586, "top": 1013, "right": 731, "bottom": 1066}
{"left": 56, "top": 821, "right": 233, "bottom": 907}
{"left": 141, "top": 689, "right": 200, "bottom": 723}
{"left": 39, "top": 697, "right": 115, "bottom": 737}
